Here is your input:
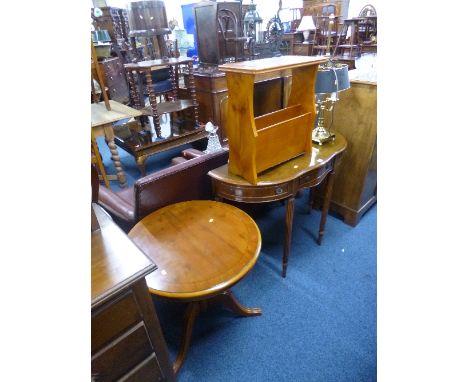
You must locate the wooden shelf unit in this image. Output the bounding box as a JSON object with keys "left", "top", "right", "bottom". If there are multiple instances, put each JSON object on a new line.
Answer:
{"left": 219, "top": 55, "right": 326, "bottom": 184}
{"left": 121, "top": 57, "right": 206, "bottom": 175}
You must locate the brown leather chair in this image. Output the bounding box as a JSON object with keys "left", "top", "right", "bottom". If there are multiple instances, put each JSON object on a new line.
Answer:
{"left": 96, "top": 148, "right": 229, "bottom": 232}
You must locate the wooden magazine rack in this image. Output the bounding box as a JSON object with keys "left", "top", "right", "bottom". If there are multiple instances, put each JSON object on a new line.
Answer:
{"left": 219, "top": 55, "right": 327, "bottom": 184}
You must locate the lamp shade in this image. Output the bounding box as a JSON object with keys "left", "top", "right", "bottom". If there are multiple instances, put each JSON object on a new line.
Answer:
{"left": 315, "top": 64, "right": 350, "bottom": 94}
{"left": 297, "top": 15, "right": 315, "bottom": 31}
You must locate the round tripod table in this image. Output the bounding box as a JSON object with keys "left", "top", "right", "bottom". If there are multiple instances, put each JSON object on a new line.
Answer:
{"left": 128, "top": 200, "right": 262, "bottom": 374}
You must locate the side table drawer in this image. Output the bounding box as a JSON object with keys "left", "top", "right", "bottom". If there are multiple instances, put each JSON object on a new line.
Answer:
{"left": 92, "top": 290, "right": 142, "bottom": 353}
{"left": 92, "top": 322, "right": 154, "bottom": 382}
{"left": 217, "top": 181, "right": 292, "bottom": 202}
{"left": 298, "top": 161, "right": 333, "bottom": 188}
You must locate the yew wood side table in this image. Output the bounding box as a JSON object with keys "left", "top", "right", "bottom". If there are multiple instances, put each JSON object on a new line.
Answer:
{"left": 208, "top": 132, "right": 347, "bottom": 277}
{"left": 128, "top": 200, "right": 262, "bottom": 375}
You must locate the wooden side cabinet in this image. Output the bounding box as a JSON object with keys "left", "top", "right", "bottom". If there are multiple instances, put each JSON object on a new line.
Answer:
{"left": 316, "top": 78, "right": 377, "bottom": 226}
{"left": 91, "top": 204, "right": 175, "bottom": 382}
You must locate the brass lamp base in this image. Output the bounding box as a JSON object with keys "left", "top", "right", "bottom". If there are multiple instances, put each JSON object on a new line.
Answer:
{"left": 312, "top": 128, "right": 335, "bottom": 145}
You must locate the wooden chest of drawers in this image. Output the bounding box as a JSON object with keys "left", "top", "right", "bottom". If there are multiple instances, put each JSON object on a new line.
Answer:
{"left": 91, "top": 204, "right": 175, "bottom": 382}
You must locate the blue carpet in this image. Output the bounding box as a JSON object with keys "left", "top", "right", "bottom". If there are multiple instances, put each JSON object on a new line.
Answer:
{"left": 156, "top": 200, "right": 376, "bottom": 382}
{"left": 98, "top": 139, "right": 377, "bottom": 381}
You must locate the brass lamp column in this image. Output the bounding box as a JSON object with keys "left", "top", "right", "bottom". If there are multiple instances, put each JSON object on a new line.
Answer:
{"left": 313, "top": 62, "right": 350, "bottom": 145}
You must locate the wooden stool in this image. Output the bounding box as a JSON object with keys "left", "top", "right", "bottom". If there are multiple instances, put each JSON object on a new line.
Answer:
{"left": 128, "top": 200, "right": 262, "bottom": 375}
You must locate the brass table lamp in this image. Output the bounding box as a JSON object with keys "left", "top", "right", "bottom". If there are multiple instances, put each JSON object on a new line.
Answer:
{"left": 313, "top": 62, "right": 350, "bottom": 145}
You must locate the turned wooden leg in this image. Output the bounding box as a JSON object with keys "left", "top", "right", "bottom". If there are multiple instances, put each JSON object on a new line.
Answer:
{"left": 144, "top": 70, "right": 162, "bottom": 138}
{"left": 187, "top": 61, "right": 199, "bottom": 126}
{"left": 318, "top": 170, "right": 335, "bottom": 245}
{"left": 103, "top": 124, "right": 127, "bottom": 188}
{"left": 214, "top": 290, "right": 262, "bottom": 316}
{"left": 136, "top": 156, "right": 147, "bottom": 177}
{"left": 282, "top": 196, "right": 295, "bottom": 277}
{"left": 173, "top": 301, "right": 201, "bottom": 375}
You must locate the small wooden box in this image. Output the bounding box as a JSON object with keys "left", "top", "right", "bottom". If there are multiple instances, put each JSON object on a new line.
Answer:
{"left": 219, "top": 55, "right": 326, "bottom": 184}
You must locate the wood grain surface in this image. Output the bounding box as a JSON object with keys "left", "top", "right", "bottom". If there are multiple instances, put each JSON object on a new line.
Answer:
{"left": 128, "top": 201, "right": 262, "bottom": 300}
{"left": 219, "top": 55, "right": 327, "bottom": 75}
{"left": 91, "top": 204, "right": 156, "bottom": 307}
{"left": 209, "top": 132, "right": 347, "bottom": 186}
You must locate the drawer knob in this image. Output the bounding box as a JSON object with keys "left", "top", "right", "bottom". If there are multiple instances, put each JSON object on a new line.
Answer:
{"left": 275, "top": 187, "right": 283, "bottom": 195}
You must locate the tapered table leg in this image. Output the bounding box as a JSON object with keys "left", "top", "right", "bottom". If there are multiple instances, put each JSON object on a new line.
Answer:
{"left": 308, "top": 187, "right": 314, "bottom": 214}
{"left": 318, "top": 170, "right": 335, "bottom": 245}
{"left": 282, "top": 196, "right": 295, "bottom": 277}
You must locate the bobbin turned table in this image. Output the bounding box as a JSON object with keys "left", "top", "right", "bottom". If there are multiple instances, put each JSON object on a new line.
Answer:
{"left": 121, "top": 57, "right": 208, "bottom": 175}
{"left": 91, "top": 100, "right": 142, "bottom": 188}
{"left": 128, "top": 200, "right": 262, "bottom": 375}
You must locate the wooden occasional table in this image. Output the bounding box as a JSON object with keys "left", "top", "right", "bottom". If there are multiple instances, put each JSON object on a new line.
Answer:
{"left": 128, "top": 200, "right": 262, "bottom": 375}
{"left": 208, "top": 132, "right": 347, "bottom": 277}
{"left": 91, "top": 100, "right": 142, "bottom": 188}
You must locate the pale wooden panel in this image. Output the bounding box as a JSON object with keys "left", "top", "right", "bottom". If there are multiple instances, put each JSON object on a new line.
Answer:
{"left": 91, "top": 100, "right": 142, "bottom": 127}
{"left": 255, "top": 112, "right": 313, "bottom": 173}
{"left": 254, "top": 104, "right": 303, "bottom": 130}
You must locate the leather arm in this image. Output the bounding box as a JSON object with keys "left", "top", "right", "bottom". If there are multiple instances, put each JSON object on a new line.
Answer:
{"left": 171, "top": 148, "right": 206, "bottom": 166}
{"left": 170, "top": 156, "right": 189, "bottom": 166}
{"left": 182, "top": 148, "right": 206, "bottom": 159}
{"left": 98, "top": 186, "right": 135, "bottom": 222}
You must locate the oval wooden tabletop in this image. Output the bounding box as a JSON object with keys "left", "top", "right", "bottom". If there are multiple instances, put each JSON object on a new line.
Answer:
{"left": 128, "top": 201, "right": 262, "bottom": 300}
{"left": 209, "top": 132, "right": 347, "bottom": 186}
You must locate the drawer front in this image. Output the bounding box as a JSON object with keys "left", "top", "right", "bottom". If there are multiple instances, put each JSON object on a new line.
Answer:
{"left": 117, "top": 354, "right": 164, "bottom": 382}
{"left": 217, "top": 181, "right": 292, "bottom": 202}
{"left": 298, "top": 161, "right": 333, "bottom": 188}
{"left": 92, "top": 322, "right": 154, "bottom": 382}
{"left": 92, "top": 290, "right": 142, "bottom": 353}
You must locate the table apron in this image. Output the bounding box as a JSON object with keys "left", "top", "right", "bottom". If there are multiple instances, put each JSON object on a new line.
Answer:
{"left": 213, "top": 161, "right": 334, "bottom": 203}
{"left": 298, "top": 162, "right": 333, "bottom": 189}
